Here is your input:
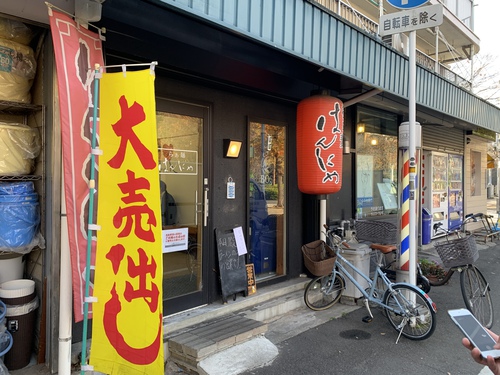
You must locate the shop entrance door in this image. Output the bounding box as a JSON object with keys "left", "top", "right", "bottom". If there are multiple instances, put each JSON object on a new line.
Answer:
{"left": 157, "top": 98, "right": 209, "bottom": 315}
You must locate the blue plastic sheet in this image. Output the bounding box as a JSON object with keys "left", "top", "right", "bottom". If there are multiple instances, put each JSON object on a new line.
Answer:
{"left": 0, "top": 181, "right": 34, "bottom": 195}
{"left": 0, "top": 202, "right": 39, "bottom": 249}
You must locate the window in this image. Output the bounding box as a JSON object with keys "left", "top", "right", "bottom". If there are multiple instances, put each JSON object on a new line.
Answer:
{"left": 355, "top": 106, "right": 399, "bottom": 218}
{"left": 470, "top": 150, "right": 481, "bottom": 196}
{"left": 248, "top": 121, "right": 286, "bottom": 281}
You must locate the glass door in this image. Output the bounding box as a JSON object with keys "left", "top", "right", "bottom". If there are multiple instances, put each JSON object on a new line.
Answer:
{"left": 157, "top": 99, "right": 209, "bottom": 315}
{"left": 248, "top": 121, "right": 286, "bottom": 281}
{"left": 448, "top": 154, "right": 463, "bottom": 229}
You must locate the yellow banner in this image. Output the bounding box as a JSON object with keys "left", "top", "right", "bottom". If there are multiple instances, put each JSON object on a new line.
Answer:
{"left": 90, "top": 69, "right": 164, "bottom": 375}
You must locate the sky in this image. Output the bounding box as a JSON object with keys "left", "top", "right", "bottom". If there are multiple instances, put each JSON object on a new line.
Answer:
{"left": 473, "top": 0, "right": 499, "bottom": 58}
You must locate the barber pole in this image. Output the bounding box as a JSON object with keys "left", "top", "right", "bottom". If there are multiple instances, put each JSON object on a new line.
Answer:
{"left": 400, "top": 149, "right": 410, "bottom": 270}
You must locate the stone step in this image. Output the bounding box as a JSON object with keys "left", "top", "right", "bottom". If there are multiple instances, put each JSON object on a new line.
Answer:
{"left": 168, "top": 315, "right": 268, "bottom": 373}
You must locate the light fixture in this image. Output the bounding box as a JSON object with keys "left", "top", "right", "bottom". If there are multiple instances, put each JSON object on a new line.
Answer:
{"left": 223, "top": 139, "right": 242, "bottom": 158}
{"left": 357, "top": 123, "right": 365, "bottom": 133}
{"left": 370, "top": 139, "right": 378, "bottom": 146}
{"left": 75, "top": 0, "right": 105, "bottom": 23}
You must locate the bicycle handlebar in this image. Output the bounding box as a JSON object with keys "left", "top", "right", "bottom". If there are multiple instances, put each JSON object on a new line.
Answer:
{"left": 433, "top": 213, "right": 483, "bottom": 236}
{"left": 323, "top": 224, "right": 351, "bottom": 248}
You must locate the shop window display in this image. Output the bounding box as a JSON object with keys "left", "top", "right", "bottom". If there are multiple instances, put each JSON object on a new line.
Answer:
{"left": 355, "top": 106, "right": 398, "bottom": 218}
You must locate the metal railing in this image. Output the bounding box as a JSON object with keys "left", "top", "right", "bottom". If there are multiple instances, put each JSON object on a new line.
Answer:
{"left": 311, "top": 0, "right": 471, "bottom": 87}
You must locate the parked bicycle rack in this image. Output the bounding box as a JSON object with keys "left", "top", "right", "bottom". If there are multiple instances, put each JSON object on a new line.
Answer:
{"left": 471, "top": 213, "right": 500, "bottom": 243}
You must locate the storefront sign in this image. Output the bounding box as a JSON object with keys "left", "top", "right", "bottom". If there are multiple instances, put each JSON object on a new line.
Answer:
{"left": 90, "top": 69, "right": 164, "bottom": 374}
{"left": 296, "top": 94, "right": 344, "bottom": 194}
{"left": 246, "top": 264, "right": 256, "bottom": 295}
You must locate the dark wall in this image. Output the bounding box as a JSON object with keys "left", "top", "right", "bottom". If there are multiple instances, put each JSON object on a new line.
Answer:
{"left": 153, "top": 74, "right": 303, "bottom": 300}
{"left": 100, "top": 0, "right": 346, "bottom": 300}
{"left": 327, "top": 105, "right": 354, "bottom": 224}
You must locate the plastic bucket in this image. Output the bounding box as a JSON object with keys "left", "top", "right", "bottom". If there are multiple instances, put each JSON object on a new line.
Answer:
{"left": 0, "top": 201, "right": 39, "bottom": 247}
{"left": 0, "top": 331, "right": 13, "bottom": 359}
{"left": 1, "top": 301, "right": 14, "bottom": 361}
{"left": 0, "top": 279, "right": 35, "bottom": 301}
{"left": 0, "top": 279, "right": 38, "bottom": 370}
{"left": 0, "top": 253, "right": 24, "bottom": 284}
{"left": 0, "top": 300, "right": 5, "bottom": 321}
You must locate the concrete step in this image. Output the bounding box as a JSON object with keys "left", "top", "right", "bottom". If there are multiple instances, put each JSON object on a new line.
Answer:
{"left": 165, "top": 277, "right": 310, "bottom": 374}
{"left": 236, "top": 287, "right": 307, "bottom": 323}
{"left": 168, "top": 315, "right": 268, "bottom": 373}
{"left": 165, "top": 277, "right": 309, "bottom": 334}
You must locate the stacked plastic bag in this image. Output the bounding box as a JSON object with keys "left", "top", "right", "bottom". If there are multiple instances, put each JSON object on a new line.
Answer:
{"left": 0, "top": 122, "right": 41, "bottom": 176}
{"left": 0, "top": 17, "right": 36, "bottom": 103}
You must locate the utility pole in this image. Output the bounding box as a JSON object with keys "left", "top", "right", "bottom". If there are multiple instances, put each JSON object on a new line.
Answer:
{"left": 496, "top": 133, "right": 500, "bottom": 222}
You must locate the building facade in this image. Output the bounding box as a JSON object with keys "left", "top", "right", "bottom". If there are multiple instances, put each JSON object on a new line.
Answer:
{"left": 0, "top": 0, "right": 499, "bottom": 371}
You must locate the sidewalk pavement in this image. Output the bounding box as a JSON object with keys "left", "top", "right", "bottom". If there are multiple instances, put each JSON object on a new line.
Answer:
{"left": 10, "top": 236, "right": 500, "bottom": 375}
{"left": 236, "top": 239, "right": 500, "bottom": 375}
{"left": 184, "top": 237, "right": 500, "bottom": 375}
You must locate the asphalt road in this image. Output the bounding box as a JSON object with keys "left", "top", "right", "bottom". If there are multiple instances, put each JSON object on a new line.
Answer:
{"left": 242, "top": 241, "right": 500, "bottom": 375}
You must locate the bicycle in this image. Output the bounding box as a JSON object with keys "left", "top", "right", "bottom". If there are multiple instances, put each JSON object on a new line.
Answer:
{"left": 353, "top": 219, "right": 431, "bottom": 293}
{"left": 303, "top": 225, "right": 437, "bottom": 342}
{"left": 428, "top": 214, "right": 494, "bottom": 329}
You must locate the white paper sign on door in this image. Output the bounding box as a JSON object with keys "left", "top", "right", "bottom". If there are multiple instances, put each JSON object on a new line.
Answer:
{"left": 233, "top": 226, "right": 248, "bottom": 256}
{"left": 162, "top": 227, "right": 189, "bottom": 253}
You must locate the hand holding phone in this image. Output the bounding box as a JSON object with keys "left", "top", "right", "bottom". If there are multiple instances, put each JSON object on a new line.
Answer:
{"left": 449, "top": 309, "right": 500, "bottom": 359}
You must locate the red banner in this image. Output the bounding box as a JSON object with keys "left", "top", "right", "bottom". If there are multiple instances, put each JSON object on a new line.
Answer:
{"left": 49, "top": 9, "right": 104, "bottom": 322}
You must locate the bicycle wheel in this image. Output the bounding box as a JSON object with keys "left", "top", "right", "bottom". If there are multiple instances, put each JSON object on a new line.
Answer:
{"left": 304, "top": 274, "right": 344, "bottom": 311}
{"left": 428, "top": 268, "right": 454, "bottom": 286}
{"left": 460, "top": 265, "right": 494, "bottom": 329}
{"left": 383, "top": 284, "right": 436, "bottom": 340}
{"left": 417, "top": 274, "right": 431, "bottom": 293}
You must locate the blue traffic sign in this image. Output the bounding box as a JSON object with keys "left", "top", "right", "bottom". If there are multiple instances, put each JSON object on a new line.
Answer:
{"left": 386, "top": 0, "right": 429, "bottom": 9}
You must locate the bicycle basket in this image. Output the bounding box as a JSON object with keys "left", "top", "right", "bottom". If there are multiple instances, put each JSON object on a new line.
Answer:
{"left": 434, "top": 235, "right": 478, "bottom": 269}
{"left": 301, "top": 240, "right": 336, "bottom": 277}
{"left": 354, "top": 220, "right": 398, "bottom": 244}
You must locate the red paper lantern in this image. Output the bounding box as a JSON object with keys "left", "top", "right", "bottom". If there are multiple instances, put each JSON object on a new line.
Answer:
{"left": 297, "top": 93, "right": 344, "bottom": 194}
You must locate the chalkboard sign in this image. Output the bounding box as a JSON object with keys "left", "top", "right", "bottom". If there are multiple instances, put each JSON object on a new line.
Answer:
{"left": 215, "top": 227, "right": 248, "bottom": 303}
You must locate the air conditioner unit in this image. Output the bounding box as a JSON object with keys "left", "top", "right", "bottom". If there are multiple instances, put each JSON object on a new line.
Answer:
{"left": 382, "top": 33, "right": 409, "bottom": 56}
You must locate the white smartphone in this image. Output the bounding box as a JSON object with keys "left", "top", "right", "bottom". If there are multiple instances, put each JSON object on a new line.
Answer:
{"left": 448, "top": 309, "right": 500, "bottom": 359}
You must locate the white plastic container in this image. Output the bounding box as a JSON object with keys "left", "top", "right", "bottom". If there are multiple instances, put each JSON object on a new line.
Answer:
{"left": 338, "top": 243, "right": 372, "bottom": 299}
{"left": 0, "top": 279, "right": 34, "bottom": 299}
{"left": 0, "top": 254, "right": 24, "bottom": 284}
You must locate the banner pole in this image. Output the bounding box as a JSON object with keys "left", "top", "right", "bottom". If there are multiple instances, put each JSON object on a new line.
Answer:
{"left": 81, "top": 64, "right": 101, "bottom": 374}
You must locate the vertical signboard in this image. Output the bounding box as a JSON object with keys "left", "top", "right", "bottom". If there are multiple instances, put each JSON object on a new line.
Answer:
{"left": 49, "top": 8, "right": 104, "bottom": 322}
{"left": 90, "top": 69, "right": 164, "bottom": 375}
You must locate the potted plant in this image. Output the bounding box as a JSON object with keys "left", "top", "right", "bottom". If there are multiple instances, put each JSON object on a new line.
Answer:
{"left": 419, "top": 258, "right": 447, "bottom": 282}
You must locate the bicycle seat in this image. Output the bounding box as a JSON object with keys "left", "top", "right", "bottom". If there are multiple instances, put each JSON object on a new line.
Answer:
{"left": 370, "top": 243, "right": 397, "bottom": 254}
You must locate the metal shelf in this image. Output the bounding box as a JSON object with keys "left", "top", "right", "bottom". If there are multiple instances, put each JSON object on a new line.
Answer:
{"left": 0, "top": 175, "right": 42, "bottom": 181}
{"left": 0, "top": 100, "right": 42, "bottom": 115}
